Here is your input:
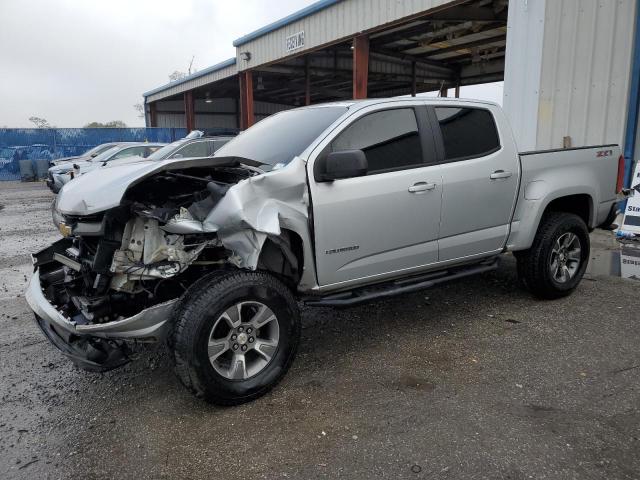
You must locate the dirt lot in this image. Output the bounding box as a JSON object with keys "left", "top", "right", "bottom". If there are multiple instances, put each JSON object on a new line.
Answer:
{"left": 1, "top": 181, "right": 639, "bottom": 480}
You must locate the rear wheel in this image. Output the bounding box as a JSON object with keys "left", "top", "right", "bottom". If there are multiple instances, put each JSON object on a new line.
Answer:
{"left": 516, "top": 212, "right": 590, "bottom": 299}
{"left": 170, "top": 270, "right": 300, "bottom": 405}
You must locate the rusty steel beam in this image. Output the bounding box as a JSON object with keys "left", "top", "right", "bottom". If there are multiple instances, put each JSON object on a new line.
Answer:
{"left": 183, "top": 91, "right": 195, "bottom": 132}
{"left": 239, "top": 70, "right": 254, "bottom": 130}
{"left": 148, "top": 101, "right": 157, "bottom": 127}
{"left": 352, "top": 34, "right": 370, "bottom": 99}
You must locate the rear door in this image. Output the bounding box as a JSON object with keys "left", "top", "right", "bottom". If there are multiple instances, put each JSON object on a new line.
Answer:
{"left": 308, "top": 103, "right": 443, "bottom": 289}
{"left": 431, "top": 105, "right": 519, "bottom": 261}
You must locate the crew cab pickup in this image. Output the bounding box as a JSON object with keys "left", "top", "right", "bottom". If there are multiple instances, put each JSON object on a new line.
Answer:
{"left": 26, "top": 98, "right": 625, "bottom": 405}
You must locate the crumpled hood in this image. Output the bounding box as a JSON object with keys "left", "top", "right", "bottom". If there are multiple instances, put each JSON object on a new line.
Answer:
{"left": 56, "top": 157, "right": 256, "bottom": 216}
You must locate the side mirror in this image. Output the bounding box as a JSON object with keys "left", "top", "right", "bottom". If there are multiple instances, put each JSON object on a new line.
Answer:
{"left": 315, "top": 149, "right": 368, "bottom": 182}
{"left": 171, "top": 153, "right": 184, "bottom": 159}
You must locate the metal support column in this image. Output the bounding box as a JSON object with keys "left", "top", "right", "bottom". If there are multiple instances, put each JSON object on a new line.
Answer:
{"left": 411, "top": 61, "right": 417, "bottom": 97}
{"left": 305, "top": 57, "right": 311, "bottom": 105}
{"left": 148, "top": 101, "right": 157, "bottom": 127}
{"left": 239, "top": 70, "right": 254, "bottom": 130}
{"left": 623, "top": 0, "right": 640, "bottom": 188}
{"left": 184, "top": 91, "right": 195, "bottom": 132}
{"left": 352, "top": 34, "right": 369, "bottom": 99}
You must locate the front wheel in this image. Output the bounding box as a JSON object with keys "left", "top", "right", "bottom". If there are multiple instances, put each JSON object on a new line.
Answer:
{"left": 516, "top": 212, "right": 590, "bottom": 299}
{"left": 170, "top": 270, "right": 300, "bottom": 405}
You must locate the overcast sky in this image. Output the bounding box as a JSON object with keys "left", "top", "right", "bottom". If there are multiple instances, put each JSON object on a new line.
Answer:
{"left": 0, "top": 0, "right": 502, "bottom": 128}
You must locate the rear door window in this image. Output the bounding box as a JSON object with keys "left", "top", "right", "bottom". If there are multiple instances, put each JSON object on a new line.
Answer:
{"left": 331, "top": 108, "right": 423, "bottom": 174}
{"left": 111, "top": 146, "right": 145, "bottom": 160}
{"left": 434, "top": 107, "right": 500, "bottom": 161}
{"left": 172, "top": 141, "right": 210, "bottom": 158}
{"left": 144, "top": 146, "right": 161, "bottom": 157}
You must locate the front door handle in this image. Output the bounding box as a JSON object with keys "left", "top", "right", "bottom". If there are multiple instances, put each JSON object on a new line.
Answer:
{"left": 408, "top": 182, "right": 436, "bottom": 193}
{"left": 490, "top": 170, "right": 513, "bottom": 180}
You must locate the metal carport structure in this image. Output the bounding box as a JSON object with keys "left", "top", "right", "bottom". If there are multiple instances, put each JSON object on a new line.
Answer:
{"left": 142, "top": 0, "right": 639, "bottom": 188}
{"left": 143, "top": 0, "right": 509, "bottom": 130}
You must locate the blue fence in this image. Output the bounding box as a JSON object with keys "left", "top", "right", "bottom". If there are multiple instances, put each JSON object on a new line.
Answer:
{"left": 0, "top": 127, "right": 188, "bottom": 181}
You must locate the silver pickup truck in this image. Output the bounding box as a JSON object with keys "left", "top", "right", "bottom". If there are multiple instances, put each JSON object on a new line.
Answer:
{"left": 26, "top": 98, "right": 625, "bottom": 405}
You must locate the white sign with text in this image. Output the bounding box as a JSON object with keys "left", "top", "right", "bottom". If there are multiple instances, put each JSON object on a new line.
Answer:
{"left": 621, "top": 162, "right": 640, "bottom": 234}
{"left": 286, "top": 31, "right": 305, "bottom": 52}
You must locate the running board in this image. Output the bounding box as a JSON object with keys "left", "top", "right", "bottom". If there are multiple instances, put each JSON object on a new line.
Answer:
{"left": 305, "top": 259, "right": 499, "bottom": 307}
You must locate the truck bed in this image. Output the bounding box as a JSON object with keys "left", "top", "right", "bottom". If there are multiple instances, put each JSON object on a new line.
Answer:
{"left": 506, "top": 144, "right": 621, "bottom": 250}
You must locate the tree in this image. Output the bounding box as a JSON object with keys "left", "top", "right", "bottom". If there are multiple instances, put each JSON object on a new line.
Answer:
{"left": 133, "top": 103, "right": 145, "bottom": 119}
{"left": 84, "top": 120, "right": 127, "bottom": 128}
{"left": 29, "top": 116, "right": 52, "bottom": 128}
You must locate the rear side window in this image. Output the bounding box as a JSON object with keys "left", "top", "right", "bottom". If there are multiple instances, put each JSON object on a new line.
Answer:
{"left": 331, "top": 108, "right": 423, "bottom": 174}
{"left": 111, "top": 146, "right": 145, "bottom": 160}
{"left": 435, "top": 107, "right": 500, "bottom": 161}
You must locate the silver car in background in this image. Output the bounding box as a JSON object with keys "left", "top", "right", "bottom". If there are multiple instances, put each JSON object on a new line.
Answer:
{"left": 49, "top": 143, "right": 122, "bottom": 167}
{"left": 47, "top": 142, "right": 165, "bottom": 193}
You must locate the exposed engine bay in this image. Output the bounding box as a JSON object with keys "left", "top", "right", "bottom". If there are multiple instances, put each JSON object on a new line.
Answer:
{"left": 35, "top": 157, "right": 310, "bottom": 345}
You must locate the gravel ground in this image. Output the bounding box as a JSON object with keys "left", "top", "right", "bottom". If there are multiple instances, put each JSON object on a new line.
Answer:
{"left": 1, "top": 181, "right": 639, "bottom": 480}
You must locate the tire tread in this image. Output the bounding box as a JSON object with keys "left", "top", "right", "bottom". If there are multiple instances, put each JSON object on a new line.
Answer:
{"left": 169, "top": 270, "right": 300, "bottom": 405}
{"left": 516, "top": 212, "right": 589, "bottom": 299}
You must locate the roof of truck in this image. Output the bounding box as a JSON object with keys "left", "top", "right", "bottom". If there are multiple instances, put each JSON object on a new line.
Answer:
{"left": 301, "top": 97, "right": 500, "bottom": 111}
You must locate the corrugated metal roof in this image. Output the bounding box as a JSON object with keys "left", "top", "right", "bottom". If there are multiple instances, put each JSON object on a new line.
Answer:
{"left": 142, "top": 57, "right": 237, "bottom": 98}
{"left": 232, "top": 0, "right": 343, "bottom": 47}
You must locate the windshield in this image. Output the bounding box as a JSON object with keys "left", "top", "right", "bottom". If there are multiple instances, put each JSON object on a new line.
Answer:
{"left": 89, "top": 146, "right": 120, "bottom": 163}
{"left": 146, "top": 140, "right": 185, "bottom": 161}
{"left": 215, "top": 106, "right": 348, "bottom": 166}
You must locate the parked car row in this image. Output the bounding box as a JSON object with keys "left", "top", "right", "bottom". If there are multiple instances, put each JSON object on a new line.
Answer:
{"left": 49, "top": 142, "right": 122, "bottom": 167}
{"left": 45, "top": 132, "right": 234, "bottom": 193}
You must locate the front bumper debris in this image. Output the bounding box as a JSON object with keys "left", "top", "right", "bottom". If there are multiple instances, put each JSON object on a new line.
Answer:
{"left": 25, "top": 270, "right": 178, "bottom": 370}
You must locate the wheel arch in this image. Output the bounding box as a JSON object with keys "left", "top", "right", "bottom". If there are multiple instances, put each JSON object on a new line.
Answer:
{"left": 509, "top": 188, "right": 596, "bottom": 252}
{"left": 257, "top": 229, "right": 305, "bottom": 288}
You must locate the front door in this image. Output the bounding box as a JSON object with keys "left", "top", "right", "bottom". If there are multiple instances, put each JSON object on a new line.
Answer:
{"left": 309, "top": 106, "right": 442, "bottom": 288}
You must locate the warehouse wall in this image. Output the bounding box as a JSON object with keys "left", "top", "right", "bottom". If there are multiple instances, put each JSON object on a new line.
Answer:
{"left": 504, "top": 0, "right": 636, "bottom": 151}
{"left": 154, "top": 98, "right": 291, "bottom": 129}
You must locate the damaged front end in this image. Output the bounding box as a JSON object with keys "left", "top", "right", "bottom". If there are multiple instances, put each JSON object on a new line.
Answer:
{"left": 27, "top": 157, "right": 311, "bottom": 371}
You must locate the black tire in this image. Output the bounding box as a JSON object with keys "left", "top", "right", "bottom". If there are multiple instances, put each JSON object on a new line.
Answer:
{"left": 516, "top": 212, "right": 590, "bottom": 299}
{"left": 170, "top": 270, "right": 300, "bottom": 405}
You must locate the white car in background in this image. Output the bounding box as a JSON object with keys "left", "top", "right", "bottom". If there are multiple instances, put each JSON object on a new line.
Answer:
{"left": 47, "top": 143, "right": 165, "bottom": 193}
{"left": 95, "top": 132, "right": 235, "bottom": 171}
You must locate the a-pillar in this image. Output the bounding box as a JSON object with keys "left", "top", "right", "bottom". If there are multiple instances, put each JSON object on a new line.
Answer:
{"left": 239, "top": 70, "right": 254, "bottom": 130}
{"left": 184, "top": 91, "right": 195, "bottom": 132}
{"left": 352, "top": 34, "right": 369, "bottom": 99}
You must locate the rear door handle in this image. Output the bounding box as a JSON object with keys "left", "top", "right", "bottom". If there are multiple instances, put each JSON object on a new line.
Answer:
{"left": 408, "top": 182, "right": 436, "bottom": 193}
{"left": 490, "top": 170, "right": 513, "bottom": 180}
